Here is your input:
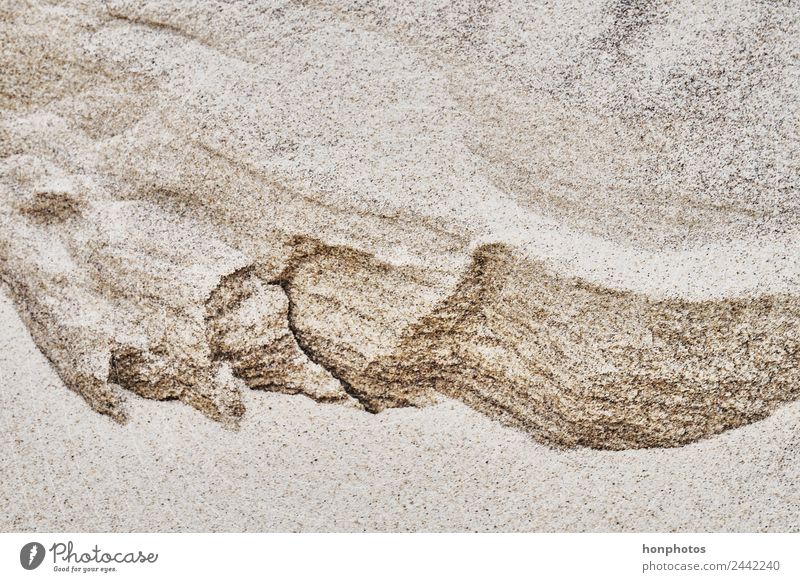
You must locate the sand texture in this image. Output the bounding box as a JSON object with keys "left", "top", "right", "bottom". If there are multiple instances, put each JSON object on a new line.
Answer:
{"left": 2, "top": 288, "right": 800, "bottom": 532}
{"left": 1, "top": 0, "right": 799, "bottom": 530}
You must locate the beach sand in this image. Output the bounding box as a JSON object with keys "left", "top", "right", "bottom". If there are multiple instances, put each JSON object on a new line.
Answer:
{"left": 1, "top": 0, "right": 798, "bottom": 531}
{"left": 2, "top": 288, "right": 799, "bottom": 532}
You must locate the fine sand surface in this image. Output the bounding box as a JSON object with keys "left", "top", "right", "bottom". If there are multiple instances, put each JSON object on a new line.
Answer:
{"left": 2, "top": 288, "right": 800, "bottom": 532}
{"left": 1, "top": 0, "right": 799, "bottom": 531}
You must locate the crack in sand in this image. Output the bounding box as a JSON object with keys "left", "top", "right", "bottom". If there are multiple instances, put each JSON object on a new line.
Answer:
{"left": 267, "top": 276, "right": 370, "bottom": 411}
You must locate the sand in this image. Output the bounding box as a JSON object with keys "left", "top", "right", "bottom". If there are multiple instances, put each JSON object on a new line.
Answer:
{"left": 1, "top": 0, "right": 799, "bottom": 530}
{"left": 2, "top": 287, "right": 799, "bottom": 532}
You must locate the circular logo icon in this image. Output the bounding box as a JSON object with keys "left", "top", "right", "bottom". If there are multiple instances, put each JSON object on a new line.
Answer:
{"left": 20, "top": 542, "right": 46, "bottom": 570}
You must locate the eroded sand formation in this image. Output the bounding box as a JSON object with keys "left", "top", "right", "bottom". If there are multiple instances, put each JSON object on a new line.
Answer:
{"left": 1, "top": 0, "right": 798, "bottom": 449}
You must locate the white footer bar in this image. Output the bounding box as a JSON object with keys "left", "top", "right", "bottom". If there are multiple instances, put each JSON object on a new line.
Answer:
{"left": 1, "top": 533, "right": 796, "bottom": 581}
